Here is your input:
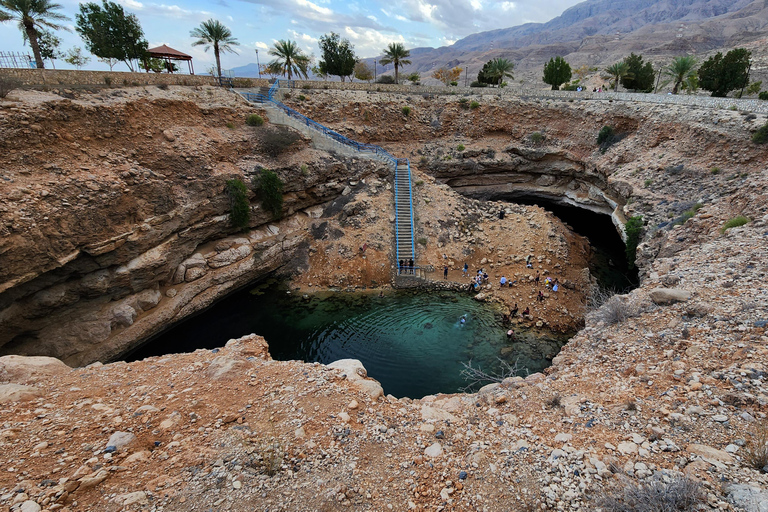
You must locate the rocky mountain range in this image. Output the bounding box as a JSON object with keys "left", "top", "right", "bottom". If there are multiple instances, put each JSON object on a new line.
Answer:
{"left": 235, "top": 0, "right": 768, "bottom": 87}
{"left": 401, "top": 0, "right": 768, "bottom": 84}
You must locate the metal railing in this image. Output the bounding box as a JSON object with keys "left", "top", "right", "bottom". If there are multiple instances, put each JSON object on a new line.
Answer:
{"left": 239, "top": 79, "right": 401, "bottom": 167}
{"left": 394, "top": 159, "right": 416, "bottom": 265}
{"left": 238, "top": 79, "right": 418, "bottom": 277}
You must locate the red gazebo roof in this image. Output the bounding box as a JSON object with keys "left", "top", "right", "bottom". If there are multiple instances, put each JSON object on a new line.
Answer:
{"left": 147, "top": 45, "right": 192, "bottom": 61}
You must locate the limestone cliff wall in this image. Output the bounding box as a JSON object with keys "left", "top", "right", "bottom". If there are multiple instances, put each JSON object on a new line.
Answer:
{"left": 0, "top": 87, "right": 384, "bottom": 366}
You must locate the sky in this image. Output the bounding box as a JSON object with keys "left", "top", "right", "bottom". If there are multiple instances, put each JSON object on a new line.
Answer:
{"left": 0, "top": 0, "right": 584, "bottom": 72}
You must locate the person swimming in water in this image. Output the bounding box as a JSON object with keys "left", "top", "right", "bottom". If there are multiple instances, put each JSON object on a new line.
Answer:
{"left": 460, "top": 315, "right": 467, "bottom": 325}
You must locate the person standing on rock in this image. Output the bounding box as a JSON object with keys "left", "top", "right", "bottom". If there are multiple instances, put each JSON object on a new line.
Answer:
{"left": 534, "top": 271, "right": 540, "bottom": 288}
{"left": 499, "top": 208, "right": 505, "bottom": 219}
{"left": 500, "top": 276, "right": 507, "bottom": 287}
{"left": 408, "top": 258, "right": 414, "bottom": 274}
{"left": 463, "top": 262, "right": 468, "bottom": 276}
{"left": 443, "top": 266, "right": 448, "bottom": 279}
{"left": 399, "top": 259, "right": 404, "bottom": 274}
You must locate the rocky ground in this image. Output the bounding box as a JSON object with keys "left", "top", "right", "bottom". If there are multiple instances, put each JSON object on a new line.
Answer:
{"left": 2, "top": 85, "right": 768, "bottom": 511}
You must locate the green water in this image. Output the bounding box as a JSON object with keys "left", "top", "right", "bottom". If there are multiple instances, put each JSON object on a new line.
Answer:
{"left": 127, "top": 282, "right": 569, "bottom": 398}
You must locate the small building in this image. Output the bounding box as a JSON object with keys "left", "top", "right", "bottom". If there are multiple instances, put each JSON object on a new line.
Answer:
{"left": 146, "top": 45, "right": 194, "bottom": 74}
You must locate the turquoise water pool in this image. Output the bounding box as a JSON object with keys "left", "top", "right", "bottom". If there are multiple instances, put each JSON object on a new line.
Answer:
{"left": 127, "top": 283, "right": 568, "bottom": 398}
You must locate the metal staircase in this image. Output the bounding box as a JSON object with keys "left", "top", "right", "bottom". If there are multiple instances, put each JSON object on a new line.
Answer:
{"left": 238, "top": 80, "right": 419, "bottom": 280}
{"left": 395, "top": 160, "right": 415, "bottom": 265}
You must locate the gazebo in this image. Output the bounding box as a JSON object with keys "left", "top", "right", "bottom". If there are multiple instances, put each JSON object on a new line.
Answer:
{"left": 146, "top": 44, "right": 194, "bottom": 74}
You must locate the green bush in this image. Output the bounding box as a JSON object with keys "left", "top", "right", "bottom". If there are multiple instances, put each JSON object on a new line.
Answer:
{"left": 624, "top": 215, "right": 643, "bottom": 269}
{"left": 597, "top": 125, "right": 623, "bottom": 153}
{"left": 721, "top": 215, "right": 749, "bottom": 233}
{"left": 104, "top": 76, "right": 112, "bottom": 87}
{"left": 226, "top": 122, "right": 235, "bottom": 129}
{"left": 752, "top": 122, "right": 768, "bottom": 144}
{"left": 597, "top": 475, "right": 704, "bottom": 512}
{"left": 252, "top": 168, "right": 284, "bottom": 219}
{"left": 759, "top": 91, "right": 768, "bottom": 100}
{"left": 710, "top": 167, "right": 720, "bottom": 174}
{"left": 469, "top": 100, "right": 480, "bottom": 109}
{"left": 457, "top": 144, "right": 465, "bottom": 151}
{"left": 469, "top": 81, "right": 487, "bottom": 88}
{"left": 644, "top": 179, "right": 652, "bottom": 188}
{"left": 458, "top": 97, "right": 469, "bottom": 109}
{"left": 246, "top": 114, "right": 264, "bottom": 127}
{"left": 417, "top": 237, "right": 428, "bottom": 246}
{"left": 449, "top": 81, "right": 458, "bottom": 86}
{"left": 401, "top": 105, "right": 411, "bottom": 116}
{"left": 376, "top": 75, "right": 395, "bottom": 84}
{"left": 225, "top": 178, "right": 251, "bottom": 229}
{"left": 597, "top": 125, "right": 615, "bottom": 145}
{"left": 530, "top": 132, "right": 544, "bottom": 144}
{"left": 300, "top": 164, "right": 309, "bottom": 176}
{"left": 298, "top": 94, "right": 306, "bottom": 101}
{"left": 261, "top": 126, "right": 301, "bottom": 156}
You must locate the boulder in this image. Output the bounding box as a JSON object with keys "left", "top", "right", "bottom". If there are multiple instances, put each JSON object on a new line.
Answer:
{"left": 327, "top": 359, "right": 384, "bottom": 399}
{"left": 649, "top": 288, "right": 692, "bottom": 305}
{"left": 0, "top": 383, "right": 42, "bottom": 402}
{"left": 208, "top": 245, "right": 252, "bottom": 269}
{"left": 207, "top": 356, "right": 250, "bottom": 380}
{"left": 0, "top": 355, "right": 70, "bottom": 383}
{"left": 686, "top": 443, "right": 734, "bottom": 464}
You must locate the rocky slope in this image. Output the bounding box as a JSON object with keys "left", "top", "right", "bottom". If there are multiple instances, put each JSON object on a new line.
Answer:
{"left": 1, "top": 85, "right": 768, "bottom": 511}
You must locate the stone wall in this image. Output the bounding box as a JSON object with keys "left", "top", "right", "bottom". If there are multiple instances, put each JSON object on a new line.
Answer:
{"left": 273, "top": 79, "right": 768, "bottom": 114}
{"left": 0, "top": 68, "right": 219, "bottom": 88}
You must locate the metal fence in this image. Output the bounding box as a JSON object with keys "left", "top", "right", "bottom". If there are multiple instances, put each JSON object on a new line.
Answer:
{"left": 0, "top": 52, "right": 34, "bottom": 69}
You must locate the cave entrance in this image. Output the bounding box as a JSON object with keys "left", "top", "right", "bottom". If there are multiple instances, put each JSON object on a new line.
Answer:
{"left": 506, "top": 194, "right": 638, "bottom": 291}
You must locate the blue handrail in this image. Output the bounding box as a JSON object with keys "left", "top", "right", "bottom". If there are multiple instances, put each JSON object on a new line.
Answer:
{"left": 239, "top": 79, "right": 416, "bottom": 273}
{"left": 404, "top": 159, "right": 416, "bottom": 261}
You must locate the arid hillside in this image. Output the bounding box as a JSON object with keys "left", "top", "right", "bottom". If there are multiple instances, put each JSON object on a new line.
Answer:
{"left": 1, "top": 85, "right": 768, "bottom": 511}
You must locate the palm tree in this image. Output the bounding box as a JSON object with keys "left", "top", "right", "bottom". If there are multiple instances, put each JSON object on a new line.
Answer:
{"left": 268, "top": 40, "right": 309, "bottom": 80}
{"left": 0, "top": 0, "right": 69, "bottom": 69}
{"left": 664, "top": 56, "right": 697, "bottom": 94}
{"left": 190, "top": 19, "right": 239, "bottom": 79}
{"left": 379, "top": 42, "right": 411, "bottom": 84}
{"left": 604, "top": 61, "right": 632, "bottom": 92}
{"left": 487, "top": 57, "right": 514, "bottom": 86}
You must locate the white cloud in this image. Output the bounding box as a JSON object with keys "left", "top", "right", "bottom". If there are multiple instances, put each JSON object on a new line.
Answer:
{"left": 294, "top": 0, "right": 333, "bottom": 17}
{"left": 121, "top": 0, "right": 144, "bottom": 10}
{"left": 499, "top": 1, "right": 516, "bottom": 11}
{"left": 254, "top": 41, "right": 270, "bottom": 50}
{"left": 470, "top": 0, "right": 483, "bottom": 10}
{"left": 342, "top": 26, "right": 407, "bottom": 57}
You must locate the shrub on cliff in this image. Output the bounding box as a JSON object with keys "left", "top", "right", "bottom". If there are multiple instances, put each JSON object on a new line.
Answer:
{"left": 261, "top": 126, "right": 300, "bottom": 156}
{"left": 759, "top": 91, "right": 768, "bottom": 100}
{"left": 252, "top": 168, "right": 284, "bottom": 219}
{"left": 597, "top": 475, "right": 705, "bottom": 512}
{"left": 597, "top": 125, "right": 623, "bottom": 153}
{"left": 624, "top": 215, "right": 643, "bottom": 269}
{"left": 0, "top": 78, "right": 21, "bottom": 99}
{"left": 246, "top": 114, "right": 264, "bottom": 127}
{"left": 752, "top": 121, "right": 768, "bottom": 144}
{"left": 226, "top": 178, "right": 250, "bottom": 229}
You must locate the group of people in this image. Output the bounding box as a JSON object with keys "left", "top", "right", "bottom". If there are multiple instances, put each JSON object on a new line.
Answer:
{"left": 398, "top": 259, "right": 415, "bottom": 274}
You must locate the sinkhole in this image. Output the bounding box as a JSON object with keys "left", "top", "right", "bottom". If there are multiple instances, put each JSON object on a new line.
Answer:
{"left": 125, "top": 193, "right": 637, "bottom": 399}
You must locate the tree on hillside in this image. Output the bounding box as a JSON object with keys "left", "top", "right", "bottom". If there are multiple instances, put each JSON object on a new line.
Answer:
{"left": 31, "top": 29, "right": 62, "bottom": 68}
{"left": 603, "top": 61, "right": 632, "bottom": 92}
{"left": 353, "top": 61, "right": 373, "bottom": 82}
{"left": 379, "top": 42, "right": 411, "bottom": 84}
{"left": 621, "top": 53, "right": 655, "bottom": 92}
{"left": 64, "top": 46, "right": 89, "bottom": 69}
{"left": 76, "top": 1, "right": 148, "bottom": 72}
{"left": 543, "top": 56, "right": 572, "bottom": 90}
{"left": 432, "top": 66, "right": 462, "bottom": 85}
{"left": 311, "top": 64, "right": 328, "bottom": 80}
{"left": 0, "top": 0, "right": 69, "bottom": 69}
{"left": 698, "top": 48, "right": 751, "bottom": 97}
{"left": 318, "top": 32, "right": 356, "bottom": 82}
{"left": 478, "top": 57, "right": 514, "bottom": 87}
{"left": 573, "top": 64, "right": 590, "bottom": 82}
{"left": 663, "top": 56, "right": 697, "bottom": 94}
{"left": 263, "top": 61, "right": 283, "bottom": 79}
{"left": 268, "top": 39, "right": 310, "bottom": 80}
{"left": 190, "top": 19, "right": 239, "bottom": 79}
